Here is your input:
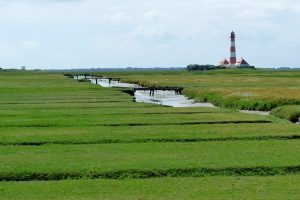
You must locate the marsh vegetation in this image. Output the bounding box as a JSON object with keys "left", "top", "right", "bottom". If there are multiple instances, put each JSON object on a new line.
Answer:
{"left": 0, "top": 70, "right": 299, "bottom": 199}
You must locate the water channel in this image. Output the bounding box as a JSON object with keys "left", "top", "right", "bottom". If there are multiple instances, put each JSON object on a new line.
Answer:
{"left": 75, "top": 76, "right": 215, "bottom": 108}
{"left": 74, "top": 76, "right": 270, "bottom": 115}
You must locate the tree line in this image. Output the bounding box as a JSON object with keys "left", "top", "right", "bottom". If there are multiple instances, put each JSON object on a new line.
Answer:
{"left": 186, "top": 64, "right": 221, "bottom": 71}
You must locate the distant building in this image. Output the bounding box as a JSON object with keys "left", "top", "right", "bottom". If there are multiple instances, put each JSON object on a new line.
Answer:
{"left": 219, "top": 58, "right": 229, "bottom": 67}
{"left": 21, "top": 66, "right": 26, "bottom": 70}
{"left": 236, "top": 58, "right": 250, "bottom": 68}
{"left": 219, "top": 31, "right": 254, "bottom": 68}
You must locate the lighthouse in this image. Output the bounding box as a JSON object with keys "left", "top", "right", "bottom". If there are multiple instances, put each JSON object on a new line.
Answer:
{"left": 230, "top": 31, "right": 237, "bottom": 65}
{"left": 218, "top": 31, "right": 253, "bottom": 68}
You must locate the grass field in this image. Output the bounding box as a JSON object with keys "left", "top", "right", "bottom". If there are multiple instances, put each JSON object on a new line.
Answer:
{"left": 0, "top": 70, "right": 299, "bottom": 199}
{"left": 98, "top": 69, "right": 300, "bottom": 114}
{"left": 1, "top": 176, "right": 300, "bottom": 200}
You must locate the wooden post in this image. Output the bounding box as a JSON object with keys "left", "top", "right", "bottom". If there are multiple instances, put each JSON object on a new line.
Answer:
{"left": 149, "top": 89, "right": 155, "bottom": 96}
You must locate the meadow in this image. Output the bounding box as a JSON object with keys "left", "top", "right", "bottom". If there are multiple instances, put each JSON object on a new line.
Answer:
{"left": 99, "top": 69, "right": 300, "bottom": 120}
{"left": 0, "top": 70, "right": 299, "bottom": 199}
{"left": 1, "top": 176, "right": 300, "bottom": 200}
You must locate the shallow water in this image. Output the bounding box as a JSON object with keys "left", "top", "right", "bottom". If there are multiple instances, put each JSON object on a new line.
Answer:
{"left": 75, "top": 76, "right": 215, "bottom": 108}
{"left": 135, "top": 90, "right": 216, "bottom": 108}
{"left": 240, "top": 110, "right": 270, "bottom": 116}
{"left": 74, "top": 76, "right": 270, "bottom": 114}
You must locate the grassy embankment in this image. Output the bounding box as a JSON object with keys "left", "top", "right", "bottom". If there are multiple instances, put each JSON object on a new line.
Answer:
{"left": 0, "top": 70, "right": 299, "bottom": 199}
{"left": 271, "top": 105, "right": 300, "bottom": 123}
{"left": 98, "top": 69, "right": 300, "bottom": 122}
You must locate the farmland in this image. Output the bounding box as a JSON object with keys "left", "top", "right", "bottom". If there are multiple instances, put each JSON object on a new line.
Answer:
{"left": 0, "top": 70, "right": 300, "bottom": 199}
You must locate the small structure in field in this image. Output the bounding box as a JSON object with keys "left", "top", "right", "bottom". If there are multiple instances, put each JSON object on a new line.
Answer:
{"left": 219, "top": 58, "right": 229, "bottom": 68}
{"left": 236, "top": 57, "right": 251, "bottom": 68}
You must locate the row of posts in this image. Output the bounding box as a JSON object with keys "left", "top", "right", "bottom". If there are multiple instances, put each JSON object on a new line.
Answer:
{"left": 74, "top": 75, "right": 121, "bottom": 84}
{"left": 73, "top": 75, "right": 182, "bottom": 96}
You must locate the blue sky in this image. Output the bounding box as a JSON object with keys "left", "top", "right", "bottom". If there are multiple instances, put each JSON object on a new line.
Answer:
{"left": 0, "top": 0, "right": 300, "bottom": 69}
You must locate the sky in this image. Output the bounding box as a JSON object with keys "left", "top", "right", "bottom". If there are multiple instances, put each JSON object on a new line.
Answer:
{"left": 0, "top": 0, "right": 300, "bottom": 69}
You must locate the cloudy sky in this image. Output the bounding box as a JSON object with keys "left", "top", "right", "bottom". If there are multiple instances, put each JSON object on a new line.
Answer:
{"left": 0, "top": 0, "right": 299, "bottom": 69}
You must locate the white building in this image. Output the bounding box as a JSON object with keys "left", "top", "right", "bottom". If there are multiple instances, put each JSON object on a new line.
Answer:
{"left": 219, "top": 58, "right": 230, "bottom": 68}
{"left": 236, "top": 58, "right": 251, "bottom": 68}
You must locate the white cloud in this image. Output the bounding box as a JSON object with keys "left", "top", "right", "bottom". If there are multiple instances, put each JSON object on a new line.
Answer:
{"left": 130, "top": 25, "right": 173, "bottom": 39}
{"left": 0, "top": 43, "right": 17, "bottom": 57}
{"left": 21, "top": 40, "right": 39, "bottom": 50}
{"left": 0, "top": 38, "right": 20, "bottom": 65}
{"left": 143, "top": 10, "right": 171, "bottom": 21}
{"left": 0, "top": 0, "right": 83, "bottom": 5}
{"left": 100, "top": 12, "right": 131, "bottom": 22}
{"left": 0, "top": 0, "right": 300, "bottom": 68}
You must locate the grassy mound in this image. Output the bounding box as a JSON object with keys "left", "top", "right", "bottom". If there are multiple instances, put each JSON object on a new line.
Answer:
{"left": 271, "top": 105, "right": 300, "bottom": 123}
{"left": 1, "top": 166, "right": 300, "bottom": 181}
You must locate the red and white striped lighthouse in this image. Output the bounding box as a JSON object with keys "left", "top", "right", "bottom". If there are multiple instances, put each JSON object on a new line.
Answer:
{"left": 230, "top": 31, "right": 237, "bottom": 65}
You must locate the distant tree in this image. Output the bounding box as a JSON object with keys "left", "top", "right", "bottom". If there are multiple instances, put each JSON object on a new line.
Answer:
{"left": 186, "top": 64, "right": 217, "bottom": 71}
{"left": 63, "top": 73, "right": 74, "bottom": 78}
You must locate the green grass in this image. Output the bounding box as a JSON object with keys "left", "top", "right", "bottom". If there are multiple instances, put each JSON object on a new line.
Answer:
{"left": 1, "top": 176, "right": 299, "bottom": 200}
{"left": 271, "top": 105, "right": 300, "bottom": 123}
{"left": 0, "top": 140, "right": 299, "bottom": 175}
{"left": 0, "top": 123, "right": 299, "bottom": 145}
{"left": 0, "top": 111, "right": 276, "bottom": 127}
{"left": 98, "top": 69, "right": 300, "bottom": 112}
{"left": 0, "top": 70, "right": 300, "bottom": 199}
